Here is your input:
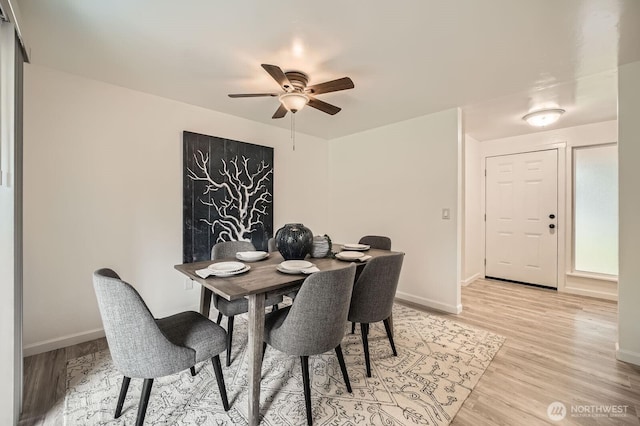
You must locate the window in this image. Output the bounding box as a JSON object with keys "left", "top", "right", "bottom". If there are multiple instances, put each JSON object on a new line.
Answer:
{"left": 573, "top": 144, "right": 618, "bottom": 276}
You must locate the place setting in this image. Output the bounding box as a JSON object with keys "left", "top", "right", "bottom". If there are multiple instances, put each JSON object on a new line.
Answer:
{"left": 336, "top": 243, "right": 372, "bottom": 262}
{"left": 276, "top": 260, "right": 319, "bottom": 275}
{"left": 195, "top": 261, "right": 251, "bottom": 278}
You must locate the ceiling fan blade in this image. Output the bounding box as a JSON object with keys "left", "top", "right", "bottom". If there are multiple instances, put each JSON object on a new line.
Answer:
{"left": 308, "top": 97, "right": 341, "bottom": 115}
{"left": 228, "top": 93, "right": 278, "bottom": 98}
{"left": 307, "top": 77, "right": 354, "bottom": 95}
{"left": 272, "top": 103, "right": 288, "bottom": 119}
{"left": 261, "top": 64, "right": 293, "bottom": 90}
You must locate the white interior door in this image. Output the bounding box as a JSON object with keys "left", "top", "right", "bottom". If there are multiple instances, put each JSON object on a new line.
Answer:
{"left": 485, "top": 150, "right": 558, "bottom": 287}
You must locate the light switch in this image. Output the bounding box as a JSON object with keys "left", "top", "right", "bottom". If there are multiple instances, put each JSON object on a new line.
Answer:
{"left": 442, "top": 208, "right": 450, "bottom": 220}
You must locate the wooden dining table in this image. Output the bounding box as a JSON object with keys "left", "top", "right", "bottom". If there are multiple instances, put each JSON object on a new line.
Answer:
{"left": 174, "top": 247, "right": 397, "bottom": 426}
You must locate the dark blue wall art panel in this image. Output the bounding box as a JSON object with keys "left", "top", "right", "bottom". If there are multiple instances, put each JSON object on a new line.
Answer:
{"left": 183, "top": 131, "right": 274, "bottom": 263}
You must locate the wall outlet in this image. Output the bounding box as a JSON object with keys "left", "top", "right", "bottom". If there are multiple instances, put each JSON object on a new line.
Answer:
{"left": 442, "top": 208, "right": 450, "bottom": 220}
{"left": 184, "top": 277, "right": 194, "bottom": 290}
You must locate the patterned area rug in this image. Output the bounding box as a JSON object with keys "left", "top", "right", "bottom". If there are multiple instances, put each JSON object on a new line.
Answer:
{"left": 64, "top": 304, "right": 504, "bottom": 425}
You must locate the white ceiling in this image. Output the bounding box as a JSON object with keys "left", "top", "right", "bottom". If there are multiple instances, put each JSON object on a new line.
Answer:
{"left": 17, "top": 0, "right": 640, "bottom": 141}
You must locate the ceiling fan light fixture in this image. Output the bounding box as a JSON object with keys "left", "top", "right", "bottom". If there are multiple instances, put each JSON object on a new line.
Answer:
{"left": 229, "top": 64, "right": 353, "bottom": 118}
{"left": 522, "top": 108, "right": 565, "bottom": 127}
{"left": 279, "top": 92, "right": 309, "bottom": 113}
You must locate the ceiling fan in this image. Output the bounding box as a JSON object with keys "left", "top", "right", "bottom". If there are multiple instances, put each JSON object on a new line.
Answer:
{"left": 228, "top": 64, "right": 354, "bottom": 119}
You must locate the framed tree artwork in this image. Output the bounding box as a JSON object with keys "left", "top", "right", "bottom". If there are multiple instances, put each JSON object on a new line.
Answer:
{"left": 183, "top": 131, "right": 274, "bottom": 263}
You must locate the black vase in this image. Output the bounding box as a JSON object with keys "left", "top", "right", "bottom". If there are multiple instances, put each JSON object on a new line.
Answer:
{"left": 275, "top": 223, "right": 313, "bottom": 260}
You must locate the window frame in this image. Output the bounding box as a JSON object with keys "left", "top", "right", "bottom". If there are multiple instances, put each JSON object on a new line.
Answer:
{"left": 570, "top": 142, "right": 619, "bottom": 278}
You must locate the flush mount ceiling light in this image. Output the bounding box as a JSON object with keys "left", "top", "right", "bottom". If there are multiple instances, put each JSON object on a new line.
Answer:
{"left": 279, "top": 92, "right": 309, "bottom": 113}
{"left": 522, "top": 108, "right": 566, "bottom": 127}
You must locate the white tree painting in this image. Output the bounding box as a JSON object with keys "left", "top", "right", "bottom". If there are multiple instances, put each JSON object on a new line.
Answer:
{"left": 187, "top": 150, "right": 273, "bottom": 242}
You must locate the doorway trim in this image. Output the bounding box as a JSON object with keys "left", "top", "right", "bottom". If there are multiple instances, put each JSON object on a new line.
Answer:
{"left": 480, "top": 143, "right": 567, "bottom": 293}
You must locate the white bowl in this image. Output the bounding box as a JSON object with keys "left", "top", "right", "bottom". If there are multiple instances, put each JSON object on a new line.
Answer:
{"left": 208, "top": 261, "right": 246, "bottom": 272}
{"left": 236, "top": 251, "right": 268, "bottom": 261}
{"left": 342, "top": 243, "right": 370, "bottom": 251}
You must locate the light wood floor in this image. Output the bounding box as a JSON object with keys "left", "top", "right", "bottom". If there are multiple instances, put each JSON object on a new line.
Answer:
{"left": 437, "top": 279, "right": 640, "bottom": 425}
{"left": 19, "top": 279, "right": 640, "bottom": 425}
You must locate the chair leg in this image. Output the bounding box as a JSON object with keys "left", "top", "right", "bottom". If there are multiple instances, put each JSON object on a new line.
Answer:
{"left": 216, "top": 312, "right": 223, "bottom": 324}
{"left": 383, "top": 317, "right": 398, "bottom": 356}
{"left": 226, "top": 315, "right": 235, "bottom": 367}
{"left": 190, "top": 366, "right": 196, "bottom": 376}
{"left": 351, "top": 322, "right": 356, "bottom": 334}
{"left": 114, "top": 376, "right": 130, "bottom": 418}
{"left": 334, "top": 345, "right": 352, "bottom": 393}
{"left": 360, "top": 323, "right": 372, "bottom": 377}
{"left": 300, "top": 356, "right": 313, "bottom": 426}
{"left": 136, "top": 378, "right": 153, "bottom": 426}
{"left": 211, "top": 355, "right": 230, "bottom": 411}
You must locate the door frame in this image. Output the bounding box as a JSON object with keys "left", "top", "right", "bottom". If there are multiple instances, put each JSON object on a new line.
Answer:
{"left": 480, "top": 143, "right": 567, "bottom": 292}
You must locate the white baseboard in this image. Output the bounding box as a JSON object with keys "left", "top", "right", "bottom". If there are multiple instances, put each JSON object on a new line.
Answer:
{"left": 461, "top": 272, "right": 482, "bottom": 287}
{"left": 561, "top": 286, "right": 617, "bottom": 301}
{"left": 23, "top": 303, "right": 201, "bottom": 357}
{"left": 395, "top": 291, "right": 462, "bottom": 314}
{"left": 616, "top": 343, "right": 640, "bottom": 366}
{"left": 23, "top": 328, "right": 106, "bottom": 357}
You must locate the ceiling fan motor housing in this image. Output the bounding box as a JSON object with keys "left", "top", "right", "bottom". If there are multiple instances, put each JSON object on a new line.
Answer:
{"left": 284, "top": 71, "right": 309, "bottom": 91}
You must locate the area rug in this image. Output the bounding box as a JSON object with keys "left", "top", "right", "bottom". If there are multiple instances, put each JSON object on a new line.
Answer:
{"left": 63, "top": 304, "right": 504, "bottom": 425}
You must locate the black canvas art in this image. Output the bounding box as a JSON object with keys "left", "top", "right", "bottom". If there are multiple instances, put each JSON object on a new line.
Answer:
{"left": 183, "top": 131, "right": 274, "bottom": 263}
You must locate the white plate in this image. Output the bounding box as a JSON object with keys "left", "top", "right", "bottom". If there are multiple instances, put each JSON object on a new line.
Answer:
{"left": 277, "top": 264, "right": 316, "bottom": 275}
{"left": 236, "top": 251, "right": 269, "bottom": 262}
{"left": 280, "top": 260, "right": 313, "bottom": 271}
{"left": 342, "top": 243, "right": 370, "bottom": 251}
{"left": 276, "top": 265, "right": 304, "bottom": 274}
{"left": 336, "top": 251, "right": 365, "bottom": 261}
{"left": 208, "top": 261, "right": 246, "bottom": 272}
{"left": 210, "top": 265, "right": 251, "bottom": 277}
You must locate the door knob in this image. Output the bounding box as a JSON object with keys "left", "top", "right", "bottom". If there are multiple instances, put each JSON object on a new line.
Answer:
{"left": 549, "top": 214, "right": 555, "bottom": 219}
{"left": 549, "top": 224, "right": 555, "bottom": 229}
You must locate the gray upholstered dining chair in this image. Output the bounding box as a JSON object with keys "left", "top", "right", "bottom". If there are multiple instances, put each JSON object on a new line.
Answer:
{"left": 267, "top": 237, "right": 277, "bottom": 253}
{"left": 348, "top": 253, "right": 404, "bottom": 377}
{"left": 263, "top": 264, "right": 356, "bottom": 426}
{"left": 358, "top": 235, "right": 392, "bottom": 250}
{"left": 351, "top": 235, "right": 393, "bottom": 334}
{"left": 92, "top": 268, "right": 229, "bottom": 426}
{"left": 210, "top": 240, "right": 283, "bottom": 366}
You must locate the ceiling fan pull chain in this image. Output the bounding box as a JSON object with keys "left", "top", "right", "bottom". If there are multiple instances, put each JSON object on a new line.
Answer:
{"left": 291, "top": 113, "right": 296, "bottom": 151}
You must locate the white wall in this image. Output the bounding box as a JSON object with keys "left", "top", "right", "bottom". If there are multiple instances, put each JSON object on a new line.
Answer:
{"left": 463, "top": 134, "right": 482, "bottom": 284}
{"left": 480, "top": 121, "right": 617, "bottom": 155}
{"left": 479, "top": 120, "right": 618, "bottom": 300}
{"left": 617, "top": 60, "right": 640, "bottom": 366}
{"left": 328, "top": 109, "right": 462, "bottom": 314}
{"left": 22, "top": 64, "right": 330, "bottom": 354}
